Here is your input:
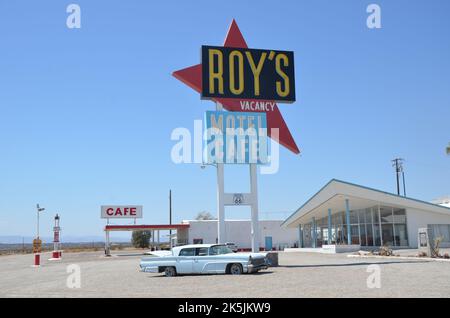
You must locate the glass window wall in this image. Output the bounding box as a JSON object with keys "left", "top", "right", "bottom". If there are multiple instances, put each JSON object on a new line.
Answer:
{"left": 301, "top": 205, "right": 408, "bottom": 248}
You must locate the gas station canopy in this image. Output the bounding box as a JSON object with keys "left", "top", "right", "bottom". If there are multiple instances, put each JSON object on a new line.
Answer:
{"left": 104, "top": 224, "right": 189, "bottom": 232}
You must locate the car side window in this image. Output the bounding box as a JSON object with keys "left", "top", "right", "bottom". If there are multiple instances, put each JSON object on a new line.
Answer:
{"left": 179, "top": 248, "right": 195, "bottom": 256}
{"left": 210, "top": 245, "right": 233, "bottom": 255}
{"left": 196, "top": 247, "right": 208, "bottom": 256}
{"left": 209, "top": 246, "right": 219, "bottom": 255}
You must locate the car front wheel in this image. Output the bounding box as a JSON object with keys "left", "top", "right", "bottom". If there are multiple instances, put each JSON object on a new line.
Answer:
{"left": 230, "top": 263, "right": 243, "bottom": 275}
{"left": 164, "top": 267, "right": 177, "bottom": 277}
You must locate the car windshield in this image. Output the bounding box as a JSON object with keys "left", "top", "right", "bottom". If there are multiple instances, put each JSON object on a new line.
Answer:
{"left": 209, "top": 245, "right": 234, "bottom": 255}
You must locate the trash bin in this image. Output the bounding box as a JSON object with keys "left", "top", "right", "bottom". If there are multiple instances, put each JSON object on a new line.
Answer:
{"left": 265, "top": 252, "right": 278, "bottom": 267}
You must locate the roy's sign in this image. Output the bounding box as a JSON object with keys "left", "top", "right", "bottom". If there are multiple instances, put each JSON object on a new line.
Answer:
{"left": 101, "top": 205, "right": 143, "bottom": 219}
{"left": 201, "top": 45, "right": 295, "bottom": 102}
{"left": 173, "top": 20, "right": 300, "bottom": 154}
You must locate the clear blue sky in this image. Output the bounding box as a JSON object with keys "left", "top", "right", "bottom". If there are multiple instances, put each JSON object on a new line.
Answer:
{"left": 0, "top": 0, "right": 449, "bottom": 239}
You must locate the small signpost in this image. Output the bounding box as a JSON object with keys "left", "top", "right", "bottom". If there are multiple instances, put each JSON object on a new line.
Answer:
{"left": 418, "top": 227, "right": 432, "bottom": 256}
{"left": 32, "top": 238, "right": 42, "bottom": 254}
{"left": 173, "top": 20, "right": 298, "bottom": 252}
{"left": 32, "top": 238, "right": 42, "bottom": 267}
{"left": 33, "top": 204, "right": 45, "bottom": 267}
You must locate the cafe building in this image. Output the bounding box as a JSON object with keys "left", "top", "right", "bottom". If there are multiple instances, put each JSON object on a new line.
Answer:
{"left": 282, "top": 179, "right": 450, "bottom": 252}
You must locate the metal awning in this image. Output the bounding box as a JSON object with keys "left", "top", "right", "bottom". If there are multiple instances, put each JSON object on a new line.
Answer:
{"left": 282, "top": 179, "right": 450, "bottom": 228}
{"left": 104, "top": 224, "right": 189, "bottom": 231}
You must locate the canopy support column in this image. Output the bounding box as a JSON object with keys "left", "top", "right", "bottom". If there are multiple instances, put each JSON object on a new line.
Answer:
{"left": 328, "top": 208, "right": 332, "bottom": 245}
{"left": 345, "top": 199, "right": 351, "bottom": 245}
{"left": 312, "top": 217, "right": 317, "bottom": 248}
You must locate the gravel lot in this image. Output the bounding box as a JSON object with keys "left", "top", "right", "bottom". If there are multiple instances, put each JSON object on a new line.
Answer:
{"left": 1, "top": 250, "right": 449, "bottom": 297}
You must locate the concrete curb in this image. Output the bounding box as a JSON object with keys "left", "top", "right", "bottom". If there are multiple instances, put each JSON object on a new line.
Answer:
{"left": 347, "top": 254, "right": 450, "bottom": 262}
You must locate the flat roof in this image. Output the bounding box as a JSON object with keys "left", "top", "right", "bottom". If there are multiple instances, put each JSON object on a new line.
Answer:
{"left": 282, "top": 179, "right": 450, "bottom": 228}
{"left": 105, "top": 224, "right": 189, "bottom": 231}
{"left": 182, "top": 219, "right": 285, "bottom": 223}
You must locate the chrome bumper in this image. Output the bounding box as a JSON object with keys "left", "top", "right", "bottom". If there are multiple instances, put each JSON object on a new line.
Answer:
{"left": 140, "top": 265, "right": 159, "bottom": 273}
{"left": 247, "top": 263, "right": 268, "bottom": 273}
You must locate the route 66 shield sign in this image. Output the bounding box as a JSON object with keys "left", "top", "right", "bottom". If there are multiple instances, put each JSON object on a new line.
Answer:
{"left": 233, "top": 194, "right": 244, "bottom": 205}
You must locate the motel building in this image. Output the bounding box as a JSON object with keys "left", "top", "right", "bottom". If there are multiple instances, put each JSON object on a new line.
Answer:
{"left": 282, "top": 179, "right": 450, "bottom": 253}
{"left": 175, "top": 220, "right": 298, "bottom": 251}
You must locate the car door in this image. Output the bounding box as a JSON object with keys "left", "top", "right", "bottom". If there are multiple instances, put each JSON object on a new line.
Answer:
{"left": 176, "top": 248, "right": 195, "bottom": 274}
{"left": 208, "top": 245, "right": 232, "bottom": 273}
{"left": 192, "top": 247, "right": 210, "bottom": 273}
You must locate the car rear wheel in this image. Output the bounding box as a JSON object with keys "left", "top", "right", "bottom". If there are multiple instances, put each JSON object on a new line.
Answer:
{"left": 164, "top": 267, "right": 177, "bottom": 277}
{"left": 230, "top": 263, "right": 243, "bottom": 275}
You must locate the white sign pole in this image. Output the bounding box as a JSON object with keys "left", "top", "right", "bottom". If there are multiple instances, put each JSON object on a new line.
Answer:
{"left": 250, "top": 163, "right": 260, "bottom": 252}
{"left": 216, "top": 102, "right": 226, "bottom": 244}
{"left": 214, "top": 101, "right": 260, "bottom": 252}
{"left": 105, "top": 230, "right": 110, "bottom": 256}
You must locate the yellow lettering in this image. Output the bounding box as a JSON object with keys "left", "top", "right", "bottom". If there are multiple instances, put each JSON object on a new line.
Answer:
{"left": 245, "top": 51, "right": 267, "bottom": 96}
{"left": 229, "top": 50, "right": 244, "bottom": 95}
{"left": 208, "top": 49, "right": 224, "bottom": 94}
{"left": 275, "top": 53, "right": 290, "bottom": 97}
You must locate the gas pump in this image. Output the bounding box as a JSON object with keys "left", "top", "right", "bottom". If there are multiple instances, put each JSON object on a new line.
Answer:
{"left": 49, "top": 214, "right": 62, "bottom": 260}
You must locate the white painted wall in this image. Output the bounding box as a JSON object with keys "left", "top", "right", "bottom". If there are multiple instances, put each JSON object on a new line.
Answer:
{"left": 407, "top": 208, "right": 450, "bottom": 248}
{"left": 183, "top": 220, "right": 298, "bottom": 250}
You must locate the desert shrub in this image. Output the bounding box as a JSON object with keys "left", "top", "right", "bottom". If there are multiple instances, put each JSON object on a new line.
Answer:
{"left": 431, "top": 236, "right": 444, "bottom": 258}
{"left": 378, "top": 245, "right": 393, "bottom": 256}
{"left": 132, "top": 231, "right": 152, "bottom": 249}
{"left": 418, "top": 251, "right": 427, "bottom": 257}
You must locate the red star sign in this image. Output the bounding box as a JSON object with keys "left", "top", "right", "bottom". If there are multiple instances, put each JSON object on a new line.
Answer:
{"left": 172, "top": 19, "right": 300, "bottom": 154}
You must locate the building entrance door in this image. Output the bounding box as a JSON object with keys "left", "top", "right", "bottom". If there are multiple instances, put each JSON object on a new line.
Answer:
{"left": 265, "top": 236, "right": 273, "bottom": 251}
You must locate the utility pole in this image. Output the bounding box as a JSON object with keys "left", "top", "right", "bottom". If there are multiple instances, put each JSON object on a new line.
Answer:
{"left": 169, "top": 190, "right": 172, "bottom": 248}
{"left": 391, "top": 158, "right": 405, "bottom": 196}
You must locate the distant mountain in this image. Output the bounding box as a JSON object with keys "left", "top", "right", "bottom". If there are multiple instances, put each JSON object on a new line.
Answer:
{"left": 0, "top": 235, "right": 131, "bottom": 244}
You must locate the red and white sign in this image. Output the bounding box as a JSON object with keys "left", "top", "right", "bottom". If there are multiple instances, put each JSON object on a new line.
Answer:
{"left": 101, "top": 205, "right": 143, "bottom": 219}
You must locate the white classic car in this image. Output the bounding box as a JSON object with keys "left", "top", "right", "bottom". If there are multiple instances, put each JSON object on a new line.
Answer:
{"left": 140, "top": 244, "right": 268, "bottom": 277}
